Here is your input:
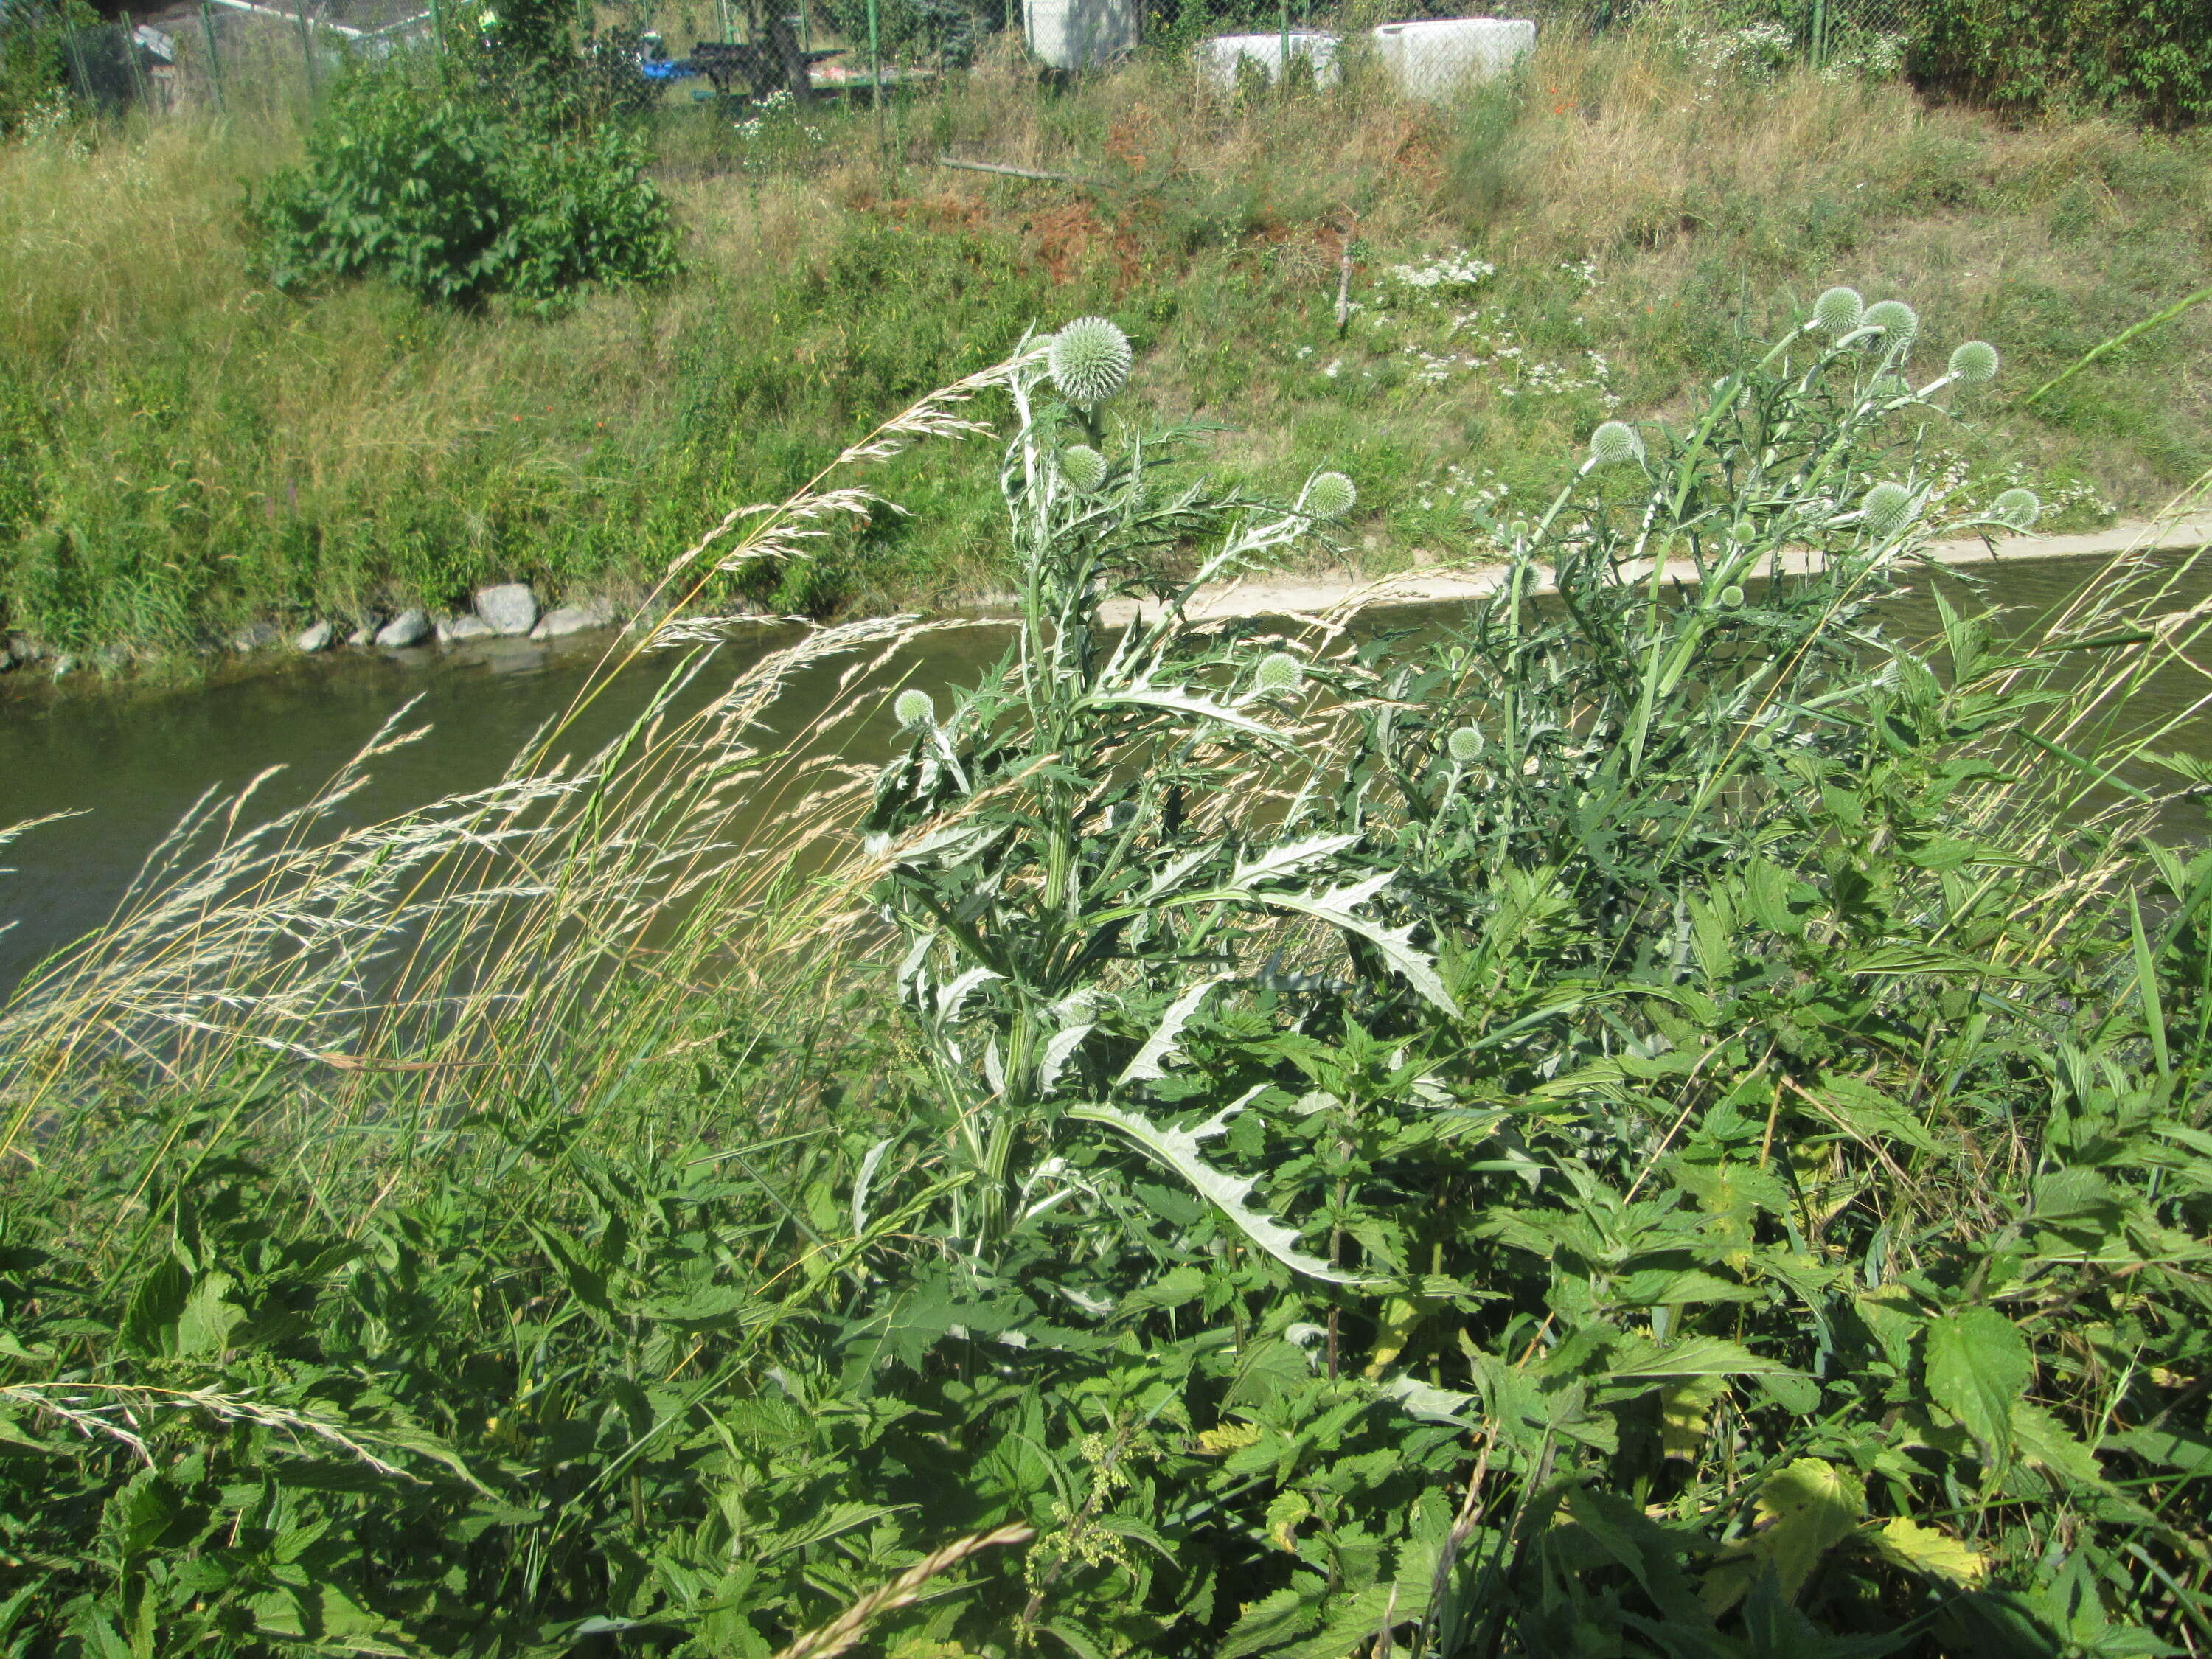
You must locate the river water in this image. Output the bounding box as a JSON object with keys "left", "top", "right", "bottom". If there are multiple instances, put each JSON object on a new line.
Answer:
{"left": 3, "top": 549, "right": 2207, "bottom": 994}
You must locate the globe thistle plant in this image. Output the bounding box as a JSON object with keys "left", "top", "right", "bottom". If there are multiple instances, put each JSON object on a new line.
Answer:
{"left": 1447, "top": 726, "right": 1483, "bottom": 764}
{"left": 1861, "top": 299, "right": 1920, "bottom": 347}
{"left": 1301, "top": 471, "right": 1357, "bottom": 521}
{"left": 1586, "top": 420, "right": 1646, "bottom": 470}
{"left": 1060, "top": 444, "right": 1108, "bottom": 493}
{"left": 1253, "top": 651, "right": 1305, "bottom": 698}
{"left": 1812, "top": 285, "right": 1865, "bottom": 333}
{"left": 1860, "top": 481, "right": 1913, "bottom": 538}
{"left": 1048, "top": 317, "right": 1133, "bottom": 410}
{"left": 1947, "top": 340, "right": 2000, "bottom": 386}
{"left": 1992, "top": 487, "right": 2041, "bottom": 531}
{"left": 1719, "top": 584, "right": 1746, "bottom": 608}
{"left": 894, "top": 689, "right": 936, "bottom": 731}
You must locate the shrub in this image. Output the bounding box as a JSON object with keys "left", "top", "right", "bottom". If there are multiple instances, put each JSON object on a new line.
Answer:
{"left": 1917, "top": 0, "right": 2212, "bottom": 124}
{"left": 250, "top": 63, "right": 680, "bottom": 311}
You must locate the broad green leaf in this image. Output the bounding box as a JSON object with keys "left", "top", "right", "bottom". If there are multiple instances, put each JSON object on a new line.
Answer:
{"left": 1607, "top": 1334, "right": 1791, "bottom": 1379}
{"left": 1924, "top": 1306, "right": 2031, "bottom": 1467}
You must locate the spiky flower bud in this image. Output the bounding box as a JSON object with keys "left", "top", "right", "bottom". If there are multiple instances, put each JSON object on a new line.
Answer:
{"left": 1812, "top": 285, "right": 1864, "bottom": 333}
{"left": 1719, "top": 584, "right": 1746, "bottom": 608}
{"left": 1060, "top": 444, "right": 1107, "bottom": 493}
{"left": 1048, "top": 317, "right": 1133, "bottom": 409}
{"left": 1860, "top": 481, "right": 1913, "bottom": 537}
{"left": 1447, "top": 726, "right": 1482, "bottom": 763}
{"left": 1728, "top": 520, "right": 1757, "bottom": 545}
{"left": 1253, "top": 651, "right": 1304, "bottom": 696}
{"left": 1948, "top": 340, "right": 2000, "bottom": 385}
{"left": 1587, "top": 420, "right": 1646, "bottom": 467}
{"left": 1992, "top": 487, "right": 2041, "bottom": 530}
{"left": 1861, "top": 299, "right": 1919, "bottom": 345}
{"left": 894, "top": 689, "right": 936, "bottom": 730}
{"left": 1301, "top": 470, "right": 1357, "bottom": 521}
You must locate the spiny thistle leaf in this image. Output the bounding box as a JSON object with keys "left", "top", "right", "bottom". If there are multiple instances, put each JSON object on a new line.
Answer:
{"left": 1070, "top": 1098, "right": 1363, "bottom": 1282}
{"left": 1118, "top": 976, "right": 1228, "bottom": 1085}
{"left": 1048, "top": 317, "right": 1133, "bottom": 408}
{"left": 1259, "top": 871, "right": 1460, "bottom": 1015}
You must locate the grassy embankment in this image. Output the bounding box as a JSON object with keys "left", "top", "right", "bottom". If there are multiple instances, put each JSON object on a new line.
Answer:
{"left": 1, "top": 22, "right": 2209, "bottom": 669}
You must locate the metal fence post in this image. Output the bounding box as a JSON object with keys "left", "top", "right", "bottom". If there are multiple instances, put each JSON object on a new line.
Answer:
{"left": 293, "top": 0, "right": 321, "bottom": 95}
{"left": 1277, "top": 0, "right": 1289, "bottom": 95}
{"left": 866, "top": 0, "right": 882, "bottom": 137}
{"left": 200, "top": 0, "right": 226, "bottom": 109}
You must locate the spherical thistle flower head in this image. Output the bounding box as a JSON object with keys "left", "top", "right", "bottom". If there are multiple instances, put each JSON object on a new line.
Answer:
{"left": 1861, "top": 299, "right": 1920, "bottom": 345}
{"left": 1992, "top": 487, "right": 2041, "bottom": 530}
{"left": 1719, "top": 584, "right": 1746, "bottom": 608}
{"left": 1048, "top": 317, "right": 1133, "bottom": 409}
{"left": 1948, "top": 340, "right": 2000, "bottom": 386}
{"left": 1860, "top": 481, "right": 1913, "bottom": 538}
{"left": 894, "top": 689, "right": 936, "bottom": 730}
{"left": 1812, "top": 285, "right": 1865, "bottom": 333}
{"left": 1254, "top": 651, "right": 1305, "bottom": 697}
{"left": 1728, "top": 520, "right": 1758, "bottom": 546}
{"left": 1447, "top": 726, "right": 1483, "bottom": 763}
{"left": 1060, "top": 444, "right": 1107, "bottom": 493}
{"left": 1301, "top": 470, "right": 1357, "bottom": 521}
{"left": 1587, "top": 420, "right": 1646, "bottom": 467}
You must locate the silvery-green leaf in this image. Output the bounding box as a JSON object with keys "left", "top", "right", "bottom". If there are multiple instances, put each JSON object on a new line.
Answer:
{"left": 1138, "top": 842, "right": 1224, "bottom": 905}
{"left": 889, "top": 821, "right": 1009, "bottom": 869}
{"left": 1118, "top": 975, "right": 1227, "bottom": 1085}
{"left": 1380, "top": 1374, "right": 1477, "bottom": 1425}
{"left": 936, "top": 966, "right": 1003, "bottom": 1023}
{"left": 1261, "top": 872, "right": 1460, "bottom": 1015}
{"left": 851, "top": 1137, "right": 897, "bottom": 1237}
{"left": 1071, "top": 1098, "right": 1363, "bottom": 1283}
{"left": 1037, "top": 1022, "right": 1096, "bottom": 1095}
{"left": 1087, "top": 686, "right": 1293, "bottom": 744}
{"left": 1229, "top": 833, "right": 1360, "bottom": 891}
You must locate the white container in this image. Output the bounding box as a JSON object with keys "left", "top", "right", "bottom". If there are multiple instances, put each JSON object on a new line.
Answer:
{"left": 1368, "top": 17, "right": 1534, "bottom": 103}
{"left": 1196, "top": 29, "right": 1340, "bottom": 91}
{"left": 1023, "top": 0, "right": 1139, "bottom": 70}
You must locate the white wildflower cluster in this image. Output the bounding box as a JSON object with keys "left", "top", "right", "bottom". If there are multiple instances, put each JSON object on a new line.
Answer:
{"left": 1385, "top": 248, "right": 1497, "bottom": 293}
{"left": 1917, "top": 451, "right": 2112, "bottom": 535}
{"left": 1559, "top": 259, "right": 1600, "bottom": 294}
{"left": 1390, "top": 306, "right": 1620, "bottom": 406}
{"left": 1411, "top": 461, "right": 1506, "bottom": 513}
{"left": 1820, "top": 32, "right": 1907, "bottom": 83}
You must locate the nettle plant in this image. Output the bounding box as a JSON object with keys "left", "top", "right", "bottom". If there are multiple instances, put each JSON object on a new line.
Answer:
{"left": 845, "top": 302, "right": 2206, "bottom": 1655}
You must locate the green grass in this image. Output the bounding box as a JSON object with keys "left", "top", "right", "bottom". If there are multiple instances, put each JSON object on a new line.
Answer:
{"left": 1, "top": 21, "right": 2208, "bottom": 668}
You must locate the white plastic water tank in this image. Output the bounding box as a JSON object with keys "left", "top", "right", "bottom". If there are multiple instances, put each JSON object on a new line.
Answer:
{"left": 1368, "top": 18, "right": 1534, "bottom": 103}
{"left": 1024, "top": 0, "right": 1139, "bottom": 70}
{"left": 1196, "top": 29, "right": 1341, "bottom": 91}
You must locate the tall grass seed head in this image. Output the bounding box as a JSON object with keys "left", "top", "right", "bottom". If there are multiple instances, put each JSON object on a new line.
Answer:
{"left": 1301, "top": 470, "right": 1357, "bottom": 521}
{"left": 1992, "top": 487, "right": 2041, "bottom": 530}
{"left": 1812, "top": 285, "right": 1865, "bottom": 333}
{"left": 1049, "top": 317, "right": 1133, "bottom": 409}
{"left": 1860, "top": 481, "right": 1913, "bottom": 537}
{"left": 1060, "top": 444, "right": 1107, "bottom": 493}
{"left": 1587, "top": 420, "right": 1646, "bottom": 467}
{"left": 894, "top": 689, "right": 936, "bottom": 729}
{"left": 1447, "top": 726, "right": 1482, "bottom": 763}
{"left": 1948, "top": 340, "right": 2000, "bottom": 385}
{"left": 1861, "top": 299, "right": 1920, "bottom": 345}
{"left": 1254, "top": 651, "right": 1305, "bottom": 696}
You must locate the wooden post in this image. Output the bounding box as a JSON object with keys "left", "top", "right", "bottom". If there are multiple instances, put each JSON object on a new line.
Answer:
{"left": 200, "top": 0, "right": 226, "bottom": 109}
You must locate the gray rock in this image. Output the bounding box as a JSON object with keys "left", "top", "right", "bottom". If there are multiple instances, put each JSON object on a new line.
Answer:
{"left": 231, "top": 621, "right": 280, "bottom": 653}
{"left": 346, "top": 626, "right": 375, "bottom": 647}
{"left": 447, "top": 614, "right": 497, "bottom": 641}
{"left": 0, "top": 650, "right": 15, "bottom": 673}
{"left": 531, "top": 597, "right": 618, "bottom": 641}
{"left": 375, "top": 609, "right": 432, "bottom": 649}
{"left": 295, "top": 621, "right": 335, "bottom": 654}
{"left": 474, "top": 582, "right": 539, "bottom": 636}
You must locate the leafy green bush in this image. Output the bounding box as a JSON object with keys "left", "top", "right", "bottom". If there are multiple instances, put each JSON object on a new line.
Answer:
{"left": 1917, "top": 0, "right": 2211, "bottom": 124}
{"left": 2, "top": 308, "right": 2208, "bottom": 1655}
{"left": 250, "top": 64, "right": 681, "bottom": 311}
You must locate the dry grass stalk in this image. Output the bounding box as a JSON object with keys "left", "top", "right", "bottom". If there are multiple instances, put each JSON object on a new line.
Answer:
{"left": 768, "top": 1522, "right": 1035, "bottom": 1659}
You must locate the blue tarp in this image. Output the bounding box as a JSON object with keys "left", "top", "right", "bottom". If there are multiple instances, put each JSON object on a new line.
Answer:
{"left": 640, "top": 57, "right": 698, "bottom": 80}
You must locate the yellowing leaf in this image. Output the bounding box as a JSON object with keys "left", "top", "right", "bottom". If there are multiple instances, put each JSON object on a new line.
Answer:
{"left": 1363, "top": 1295, "right": 1430, "bottom": 1380}
{"left": 1702, "top": 1457, "right": 1865, "bottom": 1614}
{"left": 1265, "top": 1489, "right": 1312, "bottom": 1553}
{"left": 1197, "top": 1423, "right": 1262, "bottom": 1455}
{"left": 1866, "top": 1516, "right": 1989, "bottom": 1587}
{"left": 1658, "top": 1374, "right": 1730, "bottom": 1461}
